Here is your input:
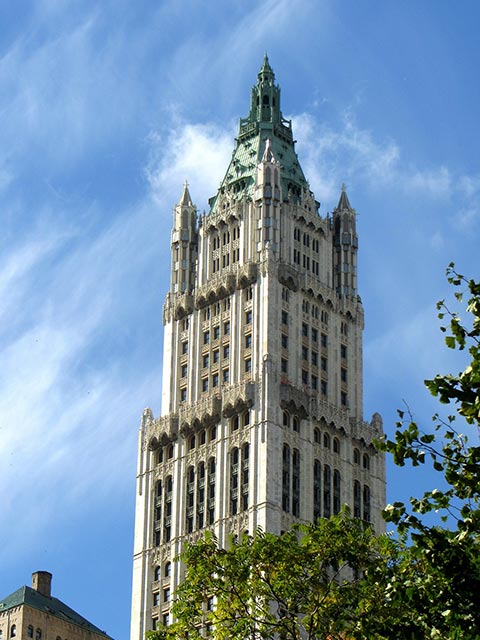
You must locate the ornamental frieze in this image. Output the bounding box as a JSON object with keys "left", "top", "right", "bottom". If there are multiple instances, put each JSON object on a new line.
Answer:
{"left": 222, "top": 381, "right": 255, "bottom": 417}
{"left": 179, "top": 394, "right": 222, "bottom": 433}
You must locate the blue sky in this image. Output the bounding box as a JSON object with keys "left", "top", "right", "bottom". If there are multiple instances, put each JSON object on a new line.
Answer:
{"left": 1, "top": 1, "right": 479, "bottom": 639}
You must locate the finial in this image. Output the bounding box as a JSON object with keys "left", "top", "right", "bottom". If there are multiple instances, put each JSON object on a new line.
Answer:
{"left": 341, "top": 182, "right": 347, "bottom": 193}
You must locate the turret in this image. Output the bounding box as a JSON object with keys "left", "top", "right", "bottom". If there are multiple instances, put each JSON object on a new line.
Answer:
{"left": 170, "top": 182, "right": 198, "bottom": 295}
{"left": 332, "top": 184, "right": 358, "bottom": 298}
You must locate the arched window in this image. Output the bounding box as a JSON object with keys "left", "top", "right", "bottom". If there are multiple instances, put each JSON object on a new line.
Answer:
{"left": 156, "top": 448, "right": 163, "bottom": 464}
{"left": 363, "top": 453, "right": 370, "bottom": 470}
{"left": 354, "top": 481, "right": 361, "bottom": 519}
{"left": 199, "top": 429, "right": 206, "bottom": 445}
{"left": 314, "top": 427, "right": 321, "bottom": 444}
{"left": 282, "top": 444, "right": 291, "bottom": 513}
{"left": 293, "top": 417, "right": 300, "bottom": 433}
{"left": 188, "top": 434, "right": 196, "bottom": 450}
{"left": 323, "top": 465, "right": 331, "bottom": 518}
{"left": 167, "top": 444, "right": 174, "bottom": 460}
{"left": 323, "top": 433, "right": 330, "bottom": 449}
{"left": 241, "top": 443, "right": 250, "bottom": 510}
{"left": 243, "top": 411, "right": 250, "bottom": 427}
{"left": 283, "top": 411, "right": 290, "bottom": 428}
{"left": 208, "top": 457, "right": 216, "bottom": 524}
{"left": 230, "top": 447, "right": 239, "bottom": 515}
{"left": 363, "top": 485, "right": 371, "bottom": 522}
{"left": 197, "top": 462, "right": 206, "bottom": 530}
{"left": 209, "top": 425, "right": 217, "bottom": 441}
{"left": 154, "top": 566, "right": 161, "bottom": 581}
{"left": 292, "top": 449, "right": 300, "bottom": 517}
{"left": 333, "top": 438, "right": 340, "bottom": 454}
{"left": 313, "top": 459, "right": 322, "bottom": 521}
{"left": 265, "top": 167, "right": 271, "bottom": 185}
{"left": 164, "top": 475, "right": 173, "bottom": 542}
{"left": 353, "top": 448, "right": 360, "bottom": 464}
{"left": 262, "top": 94, "right": 269, "bottom": 106}
{"left": 165, "top": 561, "right": 171, "bottom": 578}
{"left": 10, "top": 626, "right": 16, "bottom": 638}
{"left": 333, "top": 470, "right": 341, "bottom": 515}
{"left": 36, "top": 630, "right": 42, "bottom": 640}
{"left": 186, "top": 466, "right": 195, "bottom": 533}
{"left": 231, "top": 415, "right": 239, "bottom": 432}
{"left": 27, "top": 627, "right": 33, "bottom": 639}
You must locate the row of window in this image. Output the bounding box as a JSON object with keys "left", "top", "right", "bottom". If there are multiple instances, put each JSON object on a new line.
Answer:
{"left": 4, "top": 627, "right": 45, "bottom": 640}
{"left": 293, "top": 228, "right": 320, "bottom": 252}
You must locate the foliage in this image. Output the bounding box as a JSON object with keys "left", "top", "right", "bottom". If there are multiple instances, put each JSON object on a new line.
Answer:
{"left": 147, "top": 510, "right": 395, "bottom": 640}
{"left": 379, "top": 264, "right": 480, "bottom": 638}
{"left": 147, "top": 265, "right": 480, "bottom": 640}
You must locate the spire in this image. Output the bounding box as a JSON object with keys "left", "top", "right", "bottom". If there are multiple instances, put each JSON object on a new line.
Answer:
{"left": 178, "top": 181, "right": 193, "bottom": 207}
{"left": 258, "top": 52, "right": 274, "bottom": 82}
{"left": 336, "top": 183, "right": 353, "bottom": 211}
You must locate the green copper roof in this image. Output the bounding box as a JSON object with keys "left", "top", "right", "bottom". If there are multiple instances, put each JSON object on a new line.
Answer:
{"left": 0, "top": 586, "right": 111, "bottom": 638}
{"left": 209, "top": 57, "right": 308, "bottom": 212}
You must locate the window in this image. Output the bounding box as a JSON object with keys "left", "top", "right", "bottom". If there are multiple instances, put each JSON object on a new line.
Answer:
{"left": 281, "top": 358, "right": 288, "bottom": 373}
{"left": 10, "top": 626, "right": 16, "bottom": 638}
{"left": 200, "top": 430, "right": 206, "bottom": 445}
{"left": 311, "top": 327, "right": 318, "bottom": 342}
{"left": 321, "top": 357, "right": 327, "bottom": 371}
{"left": 333, "top": 437, "right": 340, "bottom": 454}
{"left": 323, "top": 465, "right": 331, "bottom": 518}
{"left": 203, "top": 354, "right": 209, "bottom": 368}
{"left": 181, "top": 363, "right": 188, "bottom": 378}
{"left": 341, "top": 391, "right": 348, "bottom": 406}
{"left": 293, "top": 417, "right": 300, "bottom": 433}
{"left": 223, "top": 345, "right": 230, "bottom": 359}
{"left": 36, "top": 630, "right": 41, "bottom": 640}
{"left": 209, "top": 425, "right": 217, "bottom": 441}
{"left": 163, "top": 587, "right": 171, "bottom": 602}
{"left": 321, "top": 380, "right": 327, "bottom": 395}
{"left": 207, "top": 596, "right": 215, "bottom": 611}
{"left": 27, "top": 629, "right": 34, "bottom": 639}
{"left": 213, "top": 349, "right": 219, "bottom": 363}
{"left": 202, "top": 378, "right": 209, "bottom": 392}
{"left": 154, "top": 566, "right": 161, "bottom": 581}
{"left": 165, "top": 561, "right": 171, "bottom": 577}
{"left": 245, "top": 311, "right": 252, "bottom": 324}
{"left": 212, "top": 373, "right": 219, "bottom": 387}
{"left": 281, "top": 334, "right": 288, "bottom": 349}
{"left": 354, "top": 448, "right": 360, "bottom": 465}
{"left": 281, "top": 311, "right": 288, "bottom": 325}
{"left": 302, "top": 322, "right": 308, "bottom": 337}
{"left": 245, "top": 334, "right": 252, "bottom": 348}
{"left": 204, "top": 331, "right": 210, "bottom": 345}
{"left": 341, "top": 344, "right": 347, "bottom": 359}
{"left": 354, "top": 480, "right": 361, "bottom": 518}
{"left": 313, "top": 459, "right": 322, "bottom": 521}
{"left": 302, "top": 346, "right": 308, "bottom": 360}
{"left": 231, "top": 415, "right": 239, "bottom": 432}
{"left": 363, "top": 454, "right": 370, "bottom": 470}
{"left": 163, "top": 614, "right": 170, "bottom": 627}
{"left": 323, "top": 433, "right": 330, "bottom": 449}
{"left": 341, "top": 368, "right": 347, "bottom": 382}
{"left": 321, "top": 333, "right": 327, "bottom": 348}
{"left": 181, "top": 341, "right": 188, "bottom": 354}
{"left": 302, "top": 370, "right": 308, "bottom": 385}
{"left": 314, "top": 427, "right": 321, "bottom": 444}
{"left": 363, "top": 485, "right": 371, "bottom": 522}
{"left": 180, "top": 387, "right": 187, "bottom": 402}
{"left": 223, "top": 368, "right": 230, "bottom": 383}
{"left": 213, "top": 326, "right": 220, "bottom": 340}
{"left": 292, "top": 449, "right": 300, "bottom": 517}
{"left": 245, "top": 358, "right": 252, "bottom": 373}
{"left": 282, "top": 444, "right": 291, "bottom": 512}
{"left": 153, "top": 592, "right": 160, "bottom": 606}
{"left": 167, "top": 445, "right": 174, "bottom": 459}
{"left": 283, "top": 411, "right": 290, "bottom": 427}
{"left": 311, "top": 375, "right": 318, "bottom": 390}
{"left": 230, "top": 447, "right": 239, "bottom": 515}
{"left": 152, "top": 619, "right": 158, "bottom": 631}
{"left": 311, "top": 351, "right": 318, "bottom": 366}
{"left": 333, "top": 470, "right": 341, "bottom": 515}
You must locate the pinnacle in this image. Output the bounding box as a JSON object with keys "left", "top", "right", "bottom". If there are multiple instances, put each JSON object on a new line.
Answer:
{"left": 337, "top": 183, "right": 352, "bottom": 211}
{"left": 258, "top": 52, "right": 274, "bottom": 79}
{"left": 178, "top": 180, "right": 193, "bottom": 207}
{"left": 261, "top": 138, "right": 275, "bottom": 163}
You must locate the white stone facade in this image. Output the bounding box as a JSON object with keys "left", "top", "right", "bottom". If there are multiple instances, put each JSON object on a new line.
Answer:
{"left": 130, "top": 58, "right": 386, "bottom": 640}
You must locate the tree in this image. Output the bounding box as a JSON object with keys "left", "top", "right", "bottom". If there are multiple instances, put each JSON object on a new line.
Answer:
{"left": 147, "top": 510, "right": 395, "bottom": 640}
{"left": 379, "top": 264, "right": 480, "bottom": 638}
{"left": 147, "top": 265, "right": 480, "bottom": 640}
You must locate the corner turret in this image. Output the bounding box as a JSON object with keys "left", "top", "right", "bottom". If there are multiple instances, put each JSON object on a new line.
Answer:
{"left": 332, "top": 184, "right": 359, "bottom": 298}
{"left": 170, "top": 181, "right": 198, "bottom": 295}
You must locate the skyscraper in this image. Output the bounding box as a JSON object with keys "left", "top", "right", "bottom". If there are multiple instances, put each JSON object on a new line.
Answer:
{"left": 130, "top": 56, "right": 385, "bottom": 640}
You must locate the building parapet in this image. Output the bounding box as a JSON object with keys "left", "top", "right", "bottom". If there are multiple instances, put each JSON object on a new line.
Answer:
{"left": 222, "top": 381, "right": 256, "bottom": 417}
{"left": 179, "top": 394, "right": 222, "bottom": 433}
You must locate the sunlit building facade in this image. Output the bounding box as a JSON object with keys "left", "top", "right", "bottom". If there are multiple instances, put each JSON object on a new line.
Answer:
{"left": 130, "top": 57, "right": 385, "bottom": 640}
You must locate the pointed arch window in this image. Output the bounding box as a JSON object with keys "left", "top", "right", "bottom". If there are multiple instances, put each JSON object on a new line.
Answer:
{"left": 197, "top": 462, "right": 206, "bottom": 530}
{"left": 241, "top": 443, "right": 250, "bottom": 510}
{"left": 230, "top": 447, "right": 239, "bottom": 515}
{"left": 292, "top": 448, "right": 300, "bottom": 517}
{"left": 186, "top": 466, "right": 195, "bottom": 533}
{"left": 354, "top": 480, "right": 361, "bottom": 519}
{"left": 313, "top": 459, "right": 322, "bottom": 521}
{"left": 164, "top": 475, "right": 173, "bottom": 542}
{"left": 208, "top": 457, "right": 216, "bottom": 524}
{"left": 363, "top": 485, "right": 371, "bottom": 522}
{"left": 282, "top": 444, "right": 291, "bottom": 513}
{"left": 333, "top": 469, "right": 341, "bottom": 515}
{"left": 323, "top": 465, "right": 331, "bottom": 518}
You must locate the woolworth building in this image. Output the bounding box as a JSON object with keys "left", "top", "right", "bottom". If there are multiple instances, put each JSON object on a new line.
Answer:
{"left": 130, "top": 56, "right": 386, "bottom": 639}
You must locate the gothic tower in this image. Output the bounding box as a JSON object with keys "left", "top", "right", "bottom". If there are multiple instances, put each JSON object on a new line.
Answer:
{"left": 130, "top": 56, "right": 386, "bottom": 639}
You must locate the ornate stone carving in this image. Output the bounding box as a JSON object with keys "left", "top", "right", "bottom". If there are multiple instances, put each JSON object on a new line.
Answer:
{"left": 237, "top": 262, "right": 257, "bottom": 289}
{"left": 179, "top": 394, "right": 222, "bottom": 433}
{"left": 222, "top": 381, "right": 256, "bottom": 417}
{"left": 279, "top": 382, "right": 309, "bottom": 418}
{"left": 146, "top": 414, "right": 179, "bottom": 450}
{"left": 278, "top": 262, "right": 300, "bottom": 291}
{"left": 172, "top": 293, "right": 194, "bottom": 320}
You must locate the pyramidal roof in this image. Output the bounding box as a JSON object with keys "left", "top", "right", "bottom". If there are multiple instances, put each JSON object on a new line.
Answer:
{"left": 335, "top": 183, "right": 354, "bottom": 212}
{"left": 0, "top": 586, "right": 111, "bottom": 638}
{"left": 178, "top": 180, "right": 193, "bottom": 207}
{"left": 209, "top": 57, "right": 308, "bottom": 212}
